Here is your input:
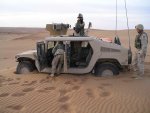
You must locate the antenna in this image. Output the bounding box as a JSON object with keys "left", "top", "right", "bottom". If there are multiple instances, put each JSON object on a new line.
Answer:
{"left": 124, "top": 0, "right": 132, "bottom": 65}
{"left": 124, "top": 0, "right": 131, "bottom": 50}
{"left": 115, "top": 0, "right": 118, "bottom": 36}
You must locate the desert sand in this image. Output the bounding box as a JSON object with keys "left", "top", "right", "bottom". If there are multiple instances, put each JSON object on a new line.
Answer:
{"left": 0, "top": 27, "right": 150, "bottom": 113}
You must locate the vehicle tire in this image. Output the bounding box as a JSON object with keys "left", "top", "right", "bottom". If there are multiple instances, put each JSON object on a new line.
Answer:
{"left": 95, "top": 62, "right": 119, "bottom": 77}
{"left": 16, "top": 61, "right": 35, "bottom": 74}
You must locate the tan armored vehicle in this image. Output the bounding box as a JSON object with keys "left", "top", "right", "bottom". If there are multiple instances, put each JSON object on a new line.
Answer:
{"left": 15, "top": 23, "right": 132, "bottom": 76}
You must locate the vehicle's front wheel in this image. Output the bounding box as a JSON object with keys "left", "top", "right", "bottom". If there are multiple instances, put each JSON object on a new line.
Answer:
{"left": 95, "top": 63, "right": 119, "bottom": 77}
{"left": 16, "top": 61, "right": 35, "bottom": 74}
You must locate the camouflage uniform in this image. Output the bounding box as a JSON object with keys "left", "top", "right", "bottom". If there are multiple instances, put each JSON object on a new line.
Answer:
{"left": 75, "top": 20, "right": 85, "bottom": 36}
{"left": 74, "top": 13, "right": 85, "bottom": 36}
{"left": 51, "top": 43, "right": 65, "bottom": 76}
{"left": 133, "top": 31, "right": 148, "bottom": 77}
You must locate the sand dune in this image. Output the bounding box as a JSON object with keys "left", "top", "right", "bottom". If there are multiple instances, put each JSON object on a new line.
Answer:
{"left": 0, "top": 28, "right": 150, "bottom": 113}
{"left": 1, "top": 70, "right": 150, "bottom": 113}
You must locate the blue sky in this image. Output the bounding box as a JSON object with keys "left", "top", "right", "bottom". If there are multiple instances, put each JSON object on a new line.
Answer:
{"left": 0, "top": 0, "right": 149, "bottom": 29}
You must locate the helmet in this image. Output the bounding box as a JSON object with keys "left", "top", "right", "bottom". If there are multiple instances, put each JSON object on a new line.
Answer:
{"left": 135, "top": 24, "right": 144, "bottom": 30}
{"left": 77, "top": 13, "right": 83, "bottom": 18}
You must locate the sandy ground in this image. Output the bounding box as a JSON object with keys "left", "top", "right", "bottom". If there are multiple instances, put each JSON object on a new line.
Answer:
{"left": 0, "top": 28, "right": 150, "bottom": 113}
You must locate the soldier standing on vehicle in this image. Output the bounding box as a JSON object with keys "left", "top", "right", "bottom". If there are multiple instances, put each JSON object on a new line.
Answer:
{"left": 50, "top": 41, "right": 65, "bottom": 77}
{"left": 132, "top": 24, "right": 148, "bottom": 79}
{"left": 74, "top": 13, "right": 85, "bottom": 36}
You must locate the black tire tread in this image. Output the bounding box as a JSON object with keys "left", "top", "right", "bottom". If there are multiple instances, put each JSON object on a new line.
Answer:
{"left": 16, "top": 61, "right": 35, "bottom": 74}
{"left": 95, "top": 62, "right": 119, "bottom": 77}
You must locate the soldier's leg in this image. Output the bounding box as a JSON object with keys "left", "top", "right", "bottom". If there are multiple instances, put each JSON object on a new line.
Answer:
{"left": 138, "top": 53, "right": 145, "bottom": 76}
{"left": 131, "top": 52, "right": 139, "bottom": 78}
{"left": 132, "top": 52, "right": 138, "bottom": 72}
{"left": 56, "top": 55, "right": 64, "bottom": 75}
{"left": 137, "top": 53, "right": 145, "bottom": 77}
{"left": 51, "top": 55, "right": 60, "bottom": 75}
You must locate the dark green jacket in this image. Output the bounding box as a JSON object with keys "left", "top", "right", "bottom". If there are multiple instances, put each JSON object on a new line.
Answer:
{"left": 75, "top": 21, "right": 85, "bottom": 36}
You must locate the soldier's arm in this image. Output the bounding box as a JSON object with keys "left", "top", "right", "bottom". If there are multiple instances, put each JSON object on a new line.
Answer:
{"left": 52, "top": 44, "right": 58, "bottom": 54}
{"left": 140, "top": 34, "right": 148, "bottom": 54}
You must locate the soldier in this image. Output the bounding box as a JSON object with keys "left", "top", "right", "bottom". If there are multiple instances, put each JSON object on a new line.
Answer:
{"left": 132, "top": 24, "right": 148, "bottom": 79}
{"left": 74, "top": 13, "right": 85, "bottom": 36}
{"left": 50, "top": 41, "right": 65, "bottom": 77}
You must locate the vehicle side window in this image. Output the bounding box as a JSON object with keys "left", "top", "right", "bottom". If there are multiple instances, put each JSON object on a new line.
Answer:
{"left": 37, "top": 42, "right": 45, "bottom": 55}
{"left": 41, "top": 44, "right": 45, "bottom": 54}
{"left": 69, "top": 41, "right": 93, "bottom": 68}
{"left": 46, "top": 41, "right": 55, "bottom": 67}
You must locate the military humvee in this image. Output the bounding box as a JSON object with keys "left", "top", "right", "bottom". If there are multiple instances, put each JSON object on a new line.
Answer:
{"left": 15, "top": 23, "right": 132, "bottom": 76}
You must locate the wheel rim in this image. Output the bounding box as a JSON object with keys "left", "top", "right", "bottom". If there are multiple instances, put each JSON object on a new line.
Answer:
{"left": 101, "top": 69, "right": 113, "bottom": 76}
{"left": 21, "top": 67, "right": 30, "bottom": 74}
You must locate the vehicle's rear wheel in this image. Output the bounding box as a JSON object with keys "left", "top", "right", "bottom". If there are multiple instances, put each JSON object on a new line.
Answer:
{"left": 16, "top": 61, "right": 35, "bottom": 74}
{"left": 95, "top": 62, "right": 119, "bottom": 77}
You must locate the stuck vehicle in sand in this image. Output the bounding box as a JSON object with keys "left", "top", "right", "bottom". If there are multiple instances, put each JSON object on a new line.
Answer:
{"left": 15, "top": 23, "right": 132, "bottom": 76}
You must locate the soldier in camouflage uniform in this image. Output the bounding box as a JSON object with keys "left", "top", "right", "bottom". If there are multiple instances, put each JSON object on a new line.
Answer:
{"left": 50, "top": 41, "right": 65, "bottom": 77}
{"left": 74, "top": 13, "right": 85, "bottom": 36}
{"left": 132, "top": 24, "right": 148, "bottom": 79}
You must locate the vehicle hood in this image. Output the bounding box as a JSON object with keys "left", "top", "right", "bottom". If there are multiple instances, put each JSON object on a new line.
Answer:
{"left": 15, "top": 50, "right": 37, "bottom": 60}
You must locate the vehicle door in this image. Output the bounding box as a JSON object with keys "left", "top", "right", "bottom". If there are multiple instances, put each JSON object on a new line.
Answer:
{"left": 37, "top": 41, "right": 47, "bottom": 71}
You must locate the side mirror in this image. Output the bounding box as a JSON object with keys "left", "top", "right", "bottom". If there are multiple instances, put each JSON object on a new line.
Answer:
{"left": 88, "top": 22, "right": 92, "bottom": 29}
{"left": 85, "top": 22, "right": 92, "bottom": 36}
{"left": 114, "top": 36, "right": 121, "bottom": 45}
